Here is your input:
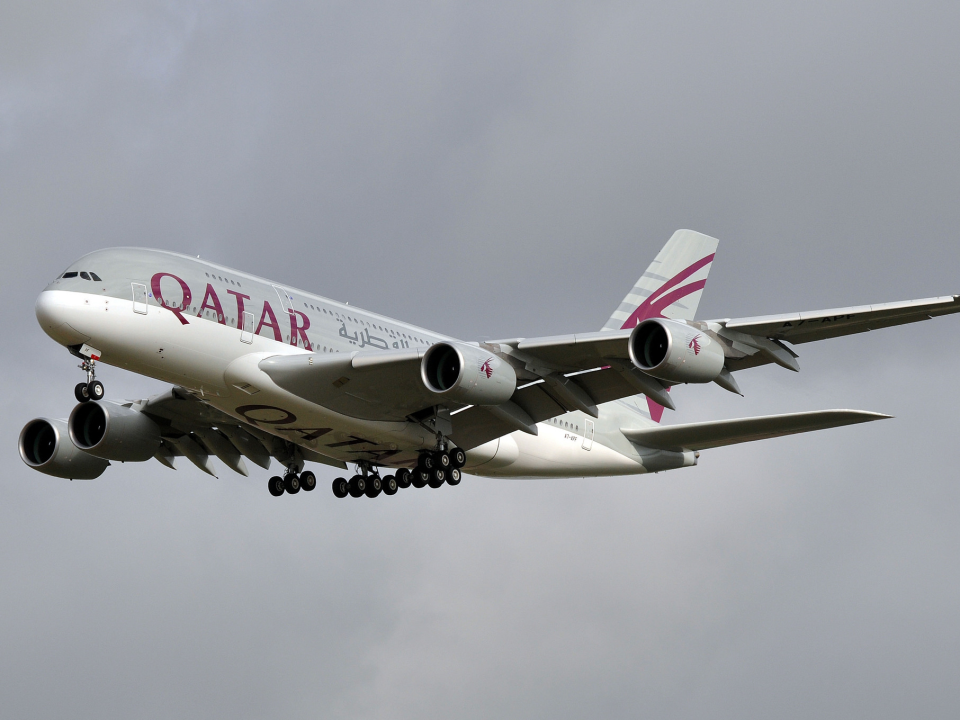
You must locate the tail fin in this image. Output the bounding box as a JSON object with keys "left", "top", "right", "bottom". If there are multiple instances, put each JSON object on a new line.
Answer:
{"left": 601, "top": 229, "right": 719, "bottom": 331}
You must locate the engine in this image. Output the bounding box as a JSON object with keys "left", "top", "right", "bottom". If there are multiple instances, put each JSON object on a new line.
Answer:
{"left": 629, "top": 318, "right": 725, "bottom": 384}
{"left": 19, "top": 418, "right": 110, "bottom": 479}
{"left": 421, "top": 342, "right": 517, "bottom": 405}
{"left": 68, "top": 401, "right": 163, "bottom": 462}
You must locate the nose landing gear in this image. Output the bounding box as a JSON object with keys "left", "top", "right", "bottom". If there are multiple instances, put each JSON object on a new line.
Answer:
{"left": 74, "top": 357, "right": 104, "bottom": 403}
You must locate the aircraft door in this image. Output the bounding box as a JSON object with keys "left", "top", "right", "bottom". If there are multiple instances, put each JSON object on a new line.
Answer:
{"left": 132, "top": 283, "right": 148, "bottom": 314}
{"left": 582, "top": 419, "right": 595, "bottom": 450}
{"left": 272, "top": 285, "right": 294, "bottom": 315}
{"left": 240, "top": 312, "right": 254, "bottom": 343}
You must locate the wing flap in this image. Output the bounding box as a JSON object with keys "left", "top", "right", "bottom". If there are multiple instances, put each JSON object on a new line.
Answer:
{"left": 621, "top": 409, "right": 890, "bottom": 451}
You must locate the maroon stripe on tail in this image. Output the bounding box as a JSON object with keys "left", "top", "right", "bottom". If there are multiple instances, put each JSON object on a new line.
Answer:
{"left": 619, "top": 254, "right": 715, "bottom": 330}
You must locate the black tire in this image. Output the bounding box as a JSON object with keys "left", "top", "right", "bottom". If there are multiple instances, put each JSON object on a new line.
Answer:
{"left": 450, "top": 448, "right": 466, "bottom": 468}
{"left": 268, "top": 476, "right": 285, "bottom": 496}
{"left": 348, "top": 474, "right": 366, "bottom": 498}
{"left": 395, "top": 468, "right": 411, "bottom": 489}
{"left": 447, "top": 468, "right": 461, "bottom": 485}
{"left": 332, "top": 477, "right": 349, "bottom": 498}
{"left": 428, "top": 468, "right": 446, "bottom": 488}
{"left": 410, "top": 468, "right": 429, "bottom": 488}
{"left": 87, "top": 380, "right": 104, "bottom": 401}
{"left": 365, "top": 475, "right": 382, "bottom": 498}
{"left": 382, "top": 475, "right": 398, "bottom": 495}
{"left": 436, "top": 451, "right": 451, "bottom": 468}
{"left": 300, "top": 471, "right": 316, "bottom": 492}
{"left": 284, "top": 473, "right": 300, "bottom": 494}
{"left": 74, "top": 383, "right": 90, "bottom": 403}
{"left": 420, "top": 453, "right": 435, "bottom": 471}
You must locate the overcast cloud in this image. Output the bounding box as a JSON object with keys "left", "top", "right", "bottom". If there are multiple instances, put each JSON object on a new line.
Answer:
{"left": 2, "top": 2, "right": 960, "bottom": 718}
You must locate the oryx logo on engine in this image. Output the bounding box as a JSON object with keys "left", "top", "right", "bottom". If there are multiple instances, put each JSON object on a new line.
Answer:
{"left": 480, "top": 358, "right": 494, "bottom": 378}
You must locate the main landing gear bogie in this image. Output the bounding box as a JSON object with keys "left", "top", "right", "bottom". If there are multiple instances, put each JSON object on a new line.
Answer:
{"left": 330, "top": 447, "right": 467, "bottom": 499}
{"left": 267, "top": 469, "right": 316, "bottom": 497}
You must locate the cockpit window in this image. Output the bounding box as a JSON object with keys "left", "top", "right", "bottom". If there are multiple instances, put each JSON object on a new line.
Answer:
{"left": 80, "top": 272, "right": 91, "bottom": 280}
{"left": 89, "top": 272, "right": 102, "bottom": 282}
{"left": 62, "top": 272, "right": 78, "bottom": 278}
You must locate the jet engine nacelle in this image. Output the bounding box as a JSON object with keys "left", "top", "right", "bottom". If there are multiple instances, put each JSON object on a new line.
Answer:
{"left": 19, "top": 418, "right": 110, "bottom": 479}
{"left": 68, "top": 401, "right": 162, "bottom": 463}
{"left": 629, "top": 318, "right": 725, "bottom": 384}
{"left": 421, "top": 342, "right": 517, "bottom": 405}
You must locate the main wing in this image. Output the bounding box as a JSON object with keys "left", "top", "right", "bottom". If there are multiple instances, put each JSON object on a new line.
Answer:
{"left": 133, "top": 388, "right": 347, "bottom": 477}
{"left": 717, "top": 295, "right": 960, "bottom": 370}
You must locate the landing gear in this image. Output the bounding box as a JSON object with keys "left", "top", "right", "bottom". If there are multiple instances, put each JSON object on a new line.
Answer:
{"left": 410, "top": 467, "right": 429, "bottom": 488}
{"left": 348, "top": 474, "right": 366, "bottom": 498}
{"left": 324, "top": 446, "right": 468, "bottom": 499}
{"left": 75, "top": 357, "right": 103, "bottom": 403}
{"left": 382, "top": 475, "right": 398, "bottom": 495}
{"left": 364, "top": 475, "right": 382, "bottom": 498}
{"left": 87, "top": 380, "right": 104, "bottom": 400}
{"left": 268, "top": 475, "right": 285, "bottom": 496}
{"left": 266, "top": 464, "right": 314, "bottom": 497}
{"left": 428, "top": 467, "right": 446, "bottom": 488}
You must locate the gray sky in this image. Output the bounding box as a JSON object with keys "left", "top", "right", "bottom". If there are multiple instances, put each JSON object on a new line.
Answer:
{"left": 3, "top": 2, "right": 960, "bottom": 718}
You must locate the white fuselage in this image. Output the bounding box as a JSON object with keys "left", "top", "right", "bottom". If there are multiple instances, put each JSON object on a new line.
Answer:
{"left": 37, "top": 249, "right": 663, "bottom": 477}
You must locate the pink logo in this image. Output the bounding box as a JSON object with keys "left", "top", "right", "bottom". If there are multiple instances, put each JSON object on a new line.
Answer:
{"left": 480, "top": 358, "right": 494, "bottom": 378}
{"left": 688, "top": 335, "right": 701, "bottom": 355}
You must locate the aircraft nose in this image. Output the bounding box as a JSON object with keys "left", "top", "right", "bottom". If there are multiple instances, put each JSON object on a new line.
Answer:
{"left": 35, "top": 290, "right": 90, "bottom": 346}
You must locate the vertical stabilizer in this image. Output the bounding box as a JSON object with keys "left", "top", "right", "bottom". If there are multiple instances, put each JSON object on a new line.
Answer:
{"left": 601, "top": 229, "right": 719, "bottom": 331}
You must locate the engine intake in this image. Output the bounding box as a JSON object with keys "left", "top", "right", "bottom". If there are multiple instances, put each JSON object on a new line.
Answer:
{"left": 421, "top": 342, "right": 516, "bottom": 405}
{"left": 629, "top": 318, "right": 725, "bottom": 384}
{"left": 19, "top": 418, "right": 109, "bottom": 479}
{"left": 69, "top": 401, "right": 162, "bottom": 462}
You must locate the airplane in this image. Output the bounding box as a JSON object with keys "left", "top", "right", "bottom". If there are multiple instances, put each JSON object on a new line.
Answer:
{"left": 19, "top": 230, "right": 960, "bottom": 498}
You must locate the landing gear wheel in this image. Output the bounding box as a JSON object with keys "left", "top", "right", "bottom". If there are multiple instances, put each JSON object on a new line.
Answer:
{"left": 75, "top": 383, "right": 90, "bottom": 403}
{"left": 410, "top": 468, "right": 429, "bottom": 488}
{"left": 447, "top": 468, "right": 462, "bottom": 485}
{"left": 450, "top": 448, "right": 466, "bottom": 468}
{"left": 365, "top": 475, "right": 382, "bottom": 498}
{"left": 382, "top": 475, "right": 398, "bottom": 495}
{"left": 284, "top": 473, "right": 300, "bottom": 494}
{"left": 87, "top": 380, "right": 104, "bottom": 401}
{"left": 332, "top": 477, "right": 349, "bottom": 498}
{"left": 435, "top": 451, "right": 451, "bottom": 469}
{"left": 300, "top": 471, "right": 316, "bottom": 492}
{"left": 268, "top": 476, "right": 285, "bottom": 496}
{"left": 348, "top": 475, "right": 366, "bottom": 498}
{"left": 428, "top": 468, "right": 446, "bottom": 488}
{"left": 395, "top": 468, "right": 411, "bottom": 489}
{"left": 421, "top": 454, "right": 436, "bottom": 471}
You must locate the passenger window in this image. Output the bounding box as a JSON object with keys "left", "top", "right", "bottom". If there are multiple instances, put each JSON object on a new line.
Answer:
{"left": 80, "top": 272, "right": 91, "bottom": 280}
{"left": 62, "top": 272, "right": 78, "bottom": 278}
{"left": 90, "top": 272, "right": 102, "bottom": 281}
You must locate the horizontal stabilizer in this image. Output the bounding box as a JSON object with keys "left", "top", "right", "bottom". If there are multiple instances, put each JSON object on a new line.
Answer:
{"left": 621, "top": 409, "right": 891, "bottom": 451}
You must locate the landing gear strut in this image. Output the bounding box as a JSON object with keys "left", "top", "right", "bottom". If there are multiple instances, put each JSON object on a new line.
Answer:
{"left": 75, "top": 357, "right": 104, "bottom": 403}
